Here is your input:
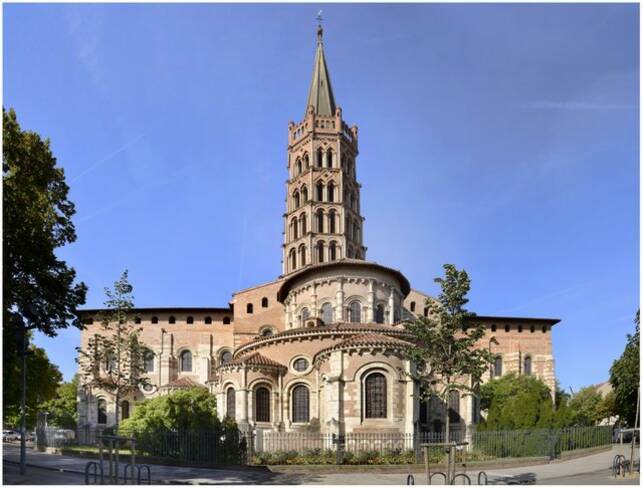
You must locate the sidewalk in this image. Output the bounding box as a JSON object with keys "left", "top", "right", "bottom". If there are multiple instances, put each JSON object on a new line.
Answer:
{"left": 2, "top": 442, "right": 638, "bottom": 485}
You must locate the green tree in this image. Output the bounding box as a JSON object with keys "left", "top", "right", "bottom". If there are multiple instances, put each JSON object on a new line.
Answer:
{"left": 567, "top": 386, "right": 603, "bottom": 426}
{"left": 120, "top": 387, "right": 219, "bottom": 433}
{"left": 76, "top": 271, "right": 149, "bottom": 431}
{"left": 3, "top": 107, "right": 87, "bottom": 413}
{"left": 479, "top": 373, "right": 560, "bottom": 430}
{"left": 39, "top": 375, "right": 79, "bottom": 429}
{"left": 404, "top": 264, "right": 494, "bottom": 441}
{"left": 3, "top": 345, "right": 62, "bottom": 428}
{"left": 609, "top": 311, "right": 640, "bottom": 426}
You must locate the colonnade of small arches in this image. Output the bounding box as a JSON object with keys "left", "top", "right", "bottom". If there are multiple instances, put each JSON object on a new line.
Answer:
{"left": 290, "top": 148, "right": 356, "bottom": 179}
{"left": 294, "top": 298, "right": 400, "bottom": 327}
{"left": 290, "top": 181, "right": 358, "bottom": 213}
{"left": 287, "top": 240, "right": 343, "bottom": 273}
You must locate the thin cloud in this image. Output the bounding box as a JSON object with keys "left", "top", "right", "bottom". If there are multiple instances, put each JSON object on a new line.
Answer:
{"left": 520, "top": 100, "right": 635, "bottom": 111}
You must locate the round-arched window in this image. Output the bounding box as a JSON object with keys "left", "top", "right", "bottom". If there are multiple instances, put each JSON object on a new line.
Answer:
{"left": 375, "top": 304, "right": 385, "bottom": 324}
{"left": 364, "top": 372, "right": 387, "bottom": 419}
{"left": 180, "top": 350, "right": 192, "bottom": 372}
{"left": 226, "top": 387, "right": 236, "bottom": 419}
{"left": 221, "top": 351, "right": 232, "bottom": 365}
{"left": 349, "top": 301, "right": 361, "bottom": 323}
{"left": 321, "top": 302, "right": 333, "bottom": 324}
{"left": 255, "top": 387, "right": 271, "bottom": 422}
{"left": 524, "top": 356, "right": 532, "bottom": 376}
{"left": 293, "top": 358, "right": 309, "bottom": 372}
{"left": 291, "top": 385, "right": 310, "bottom": 423}
{"left": 261, "top": 327, "right": 274, "bottom": 337}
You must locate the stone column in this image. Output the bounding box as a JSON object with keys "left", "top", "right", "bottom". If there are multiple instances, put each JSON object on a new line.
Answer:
{"left": 404, "top": 360, "right": 417, "bottom": 435}
{"left": 277, "top": 372, "right": 285, "bottom": 431}
{"left": 325, "top": 350, "right": 344, "bottom": 435}
{"left": 367, "top": 279, "right": 375, "bottom": 323}
{"left": 335, "top": 278, "right": 345, "bottom": 322}
{"left": 312, "top": 282, "right": 318, "bottom": 318}
{"left": 388, "top": 287, "right": 395, "bottom": 325}
{"left": 238, "top": 366, "right": 250, "bottom": 430}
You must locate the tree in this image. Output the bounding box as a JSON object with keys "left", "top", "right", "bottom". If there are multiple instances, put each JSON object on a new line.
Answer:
{"left": 609, "top": 311, "right": 640, "bottom": 426}
{"left": 76, "top": 271, "right": 149, "bottom": 431}
{"left": 404, "top": 264, "right": 494, "bottom": 441}
{"left": 120, "top": 387, "right": 219, "bottom": 433}
{"left": 595, "top": 390, "right": 617, "bottom": 424}
{"left": 3, "top": 107, "right": 87, "bottom": 411}
{"left": 39, "top": 375, "right": 79, "bottom": 429}
{"left": 3, "top": 345, "right": 63, "bottom": 428}
{"left": 479, "top": 373, "right": 559, "bottom": 430}
{"left": 567, "top": 386, "right": 603, "bottom": 426}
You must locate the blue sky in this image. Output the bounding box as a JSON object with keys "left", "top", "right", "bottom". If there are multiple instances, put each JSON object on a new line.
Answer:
{"left": 4, "top": 4, "right": 639, "bottom": 392}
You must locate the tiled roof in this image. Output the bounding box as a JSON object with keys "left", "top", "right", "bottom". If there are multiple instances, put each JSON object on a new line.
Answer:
{"left": 234, "top": 323, "right": 413, "bottom": 357}
{"left": 226, "top": 352, "right": 286, "bottom": 370}
{"left": 161, "top": 376, "right": 203, "bottom": 389}
{"left": 314, "top": 333, "right": 412, "bottom": 363}
{"left": 335, "top": 333, "right": 412, "bottom": 349}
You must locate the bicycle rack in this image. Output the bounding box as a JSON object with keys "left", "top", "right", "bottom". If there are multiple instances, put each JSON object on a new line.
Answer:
{"left": 84, "top": 461, "right": 103, "bottom": 485}
{"left": 406, "top": 474, "right": 415, "bottom": 485}
{"left": 123, "top": 463, "right": 152, "bottom": 485}
{"left": 477, "top": 471, "right": 488, "bottom": 485}
{"left": 429, "top": 472, "right": 448, "bottom": 483}
{"left": 452, "top": 473, "right": 471, "bottom": 485}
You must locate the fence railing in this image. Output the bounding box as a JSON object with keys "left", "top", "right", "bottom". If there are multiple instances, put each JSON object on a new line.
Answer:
{"left": 36, "top": 425, "right": 613, "bottom": 466}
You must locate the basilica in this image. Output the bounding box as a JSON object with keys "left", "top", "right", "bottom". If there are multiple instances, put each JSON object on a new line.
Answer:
{"left": 77, "top": 25, "right": 558, "bottom": 437}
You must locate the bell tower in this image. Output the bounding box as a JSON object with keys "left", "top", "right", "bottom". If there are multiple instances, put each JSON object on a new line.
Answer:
{"left": 282, "top": 24, "right": 366, "bottom": 276}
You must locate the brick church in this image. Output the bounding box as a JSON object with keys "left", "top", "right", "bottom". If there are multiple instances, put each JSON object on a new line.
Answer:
{"left": 77, "top": 25, "right": 558, "bottom": 436}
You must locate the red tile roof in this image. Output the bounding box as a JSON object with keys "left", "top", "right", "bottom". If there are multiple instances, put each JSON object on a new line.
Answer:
{"left": 226, "top": 352, "right": 286, "bottom": 370}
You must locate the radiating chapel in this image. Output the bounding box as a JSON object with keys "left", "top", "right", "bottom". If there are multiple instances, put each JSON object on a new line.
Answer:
{"left": 77, "top": 25, "right": 559, "bottom": 436}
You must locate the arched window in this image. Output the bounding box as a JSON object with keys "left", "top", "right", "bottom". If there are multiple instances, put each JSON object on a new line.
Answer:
{"left": 221, "top": 350, "right": 232, "bottom": 364}
{"left": 300, "top": 213, "right": 307, "bottom": 234}
{"left": 290, "top": 248, "right": 297, "bottom": 271}
{"left": 299, "top": 245, "right": 306, "bottom": 266}
{"left": 448, "top": 390, "right": 460, "bottom": 424}
{"left": 121, "top": 400, "right": 130, "bottom": 420}
{"left": 205, "top": 316, "right": 212, "bottom": 324}
{"left": 97, "top": 398, "right": 107, "bottom": 424}
{"left": 255, "top": 387, "right": 271, "bottom": 422}
{"left": 493, "top": 356, "right": 502, "bottom": 378}
{"left": 169, "top": 316, "right": 176, "bottom": 324}
{"left": 223, "top": 316, "right": 231, "bottom": 325}
{"left": 326, "top": 148, "right": 333, "bottom": 168}
{"left": 353, "top": 222, "right": 359, "bottom": 242}
{"left": 301, "top": 307, "right": 310, "bottom": 324}
{"left": 316, "top": 182, "right": 324, "bottom": 201}
{"left": 261, "top": 328, "right": 273, "bottom": 337}
{"left": 524, "top": 356, "right": 532, "bottom": 375}
{"left": 296, "top": 159, "right": 302, "bottom": 175}
{"left": 316, "top": 147, "right": 323, "bottom": 168}
{"left": 144, "top": 351, "right": 155, "bottom": 372}
{"left": 316, "top": 210, "right": 324, "bottom": 232}
{"left": 226, "top": 387, "right": 236, "bottom": 419}
{"left": 247, "top": 303, "right": 254, "bottom": 314}
{"left": 321, "top": 302, "right": 333, "bottom": 324}
{"left": 292, "top": 385, "right": 310, "bottom": 423}
{"left": 349, "top": 301, "right": 362, "bottom": 323}
{"left": 293, "top": 191, "right": 300, "bottom": 209}
{"left": 186, "top": 316, "right": 194, "bottom": 325}
{"left": 364, "top": 372, "right": 387, "bottom": 419}
{"left": 151, "top": 316, "right": 158, "bottom": 324}
{"left": 329, "top": 241, "right": 337, "bottom": 261}
{"left": 303, "top": 153, "right": 310, "bottom": 169}
{"left": 316, "top": 241, "right": 324, "bottom": 263}
{"left": 301, "top": 186, "right": 308, "bottom": 202}
{"left": 291, "top": 218, "right": 299, "bottom": 240}
{"left": 410, "top": 301, "right": 416, "bottom": 312}
{"left": 328, "top": 210, "right": 336, "bottom": 233}
{"left": 180, "top": 350, "right": 192, "bottom": 372}
{"left": 261, "top": 297, "right": 269, "bottom": 308}
{"left": 328, "top": 182, "right": 335, "bottom": 202}
{"left": 375, "top": 304, "right": 385, "bottom": 324}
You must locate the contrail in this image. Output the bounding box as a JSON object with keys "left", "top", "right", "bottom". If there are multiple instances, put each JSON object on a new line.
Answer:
{"left": 69, "top": 134, "right": 145, "bottom": 184}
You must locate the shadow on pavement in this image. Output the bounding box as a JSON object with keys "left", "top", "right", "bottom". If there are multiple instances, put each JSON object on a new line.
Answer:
{"left": 488, "top": 472, "right": 537, "bottom": 485}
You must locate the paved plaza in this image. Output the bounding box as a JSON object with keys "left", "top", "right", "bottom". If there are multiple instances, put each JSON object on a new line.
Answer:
{"left": 2, "top": 443, "right": 639, "bottom": 485}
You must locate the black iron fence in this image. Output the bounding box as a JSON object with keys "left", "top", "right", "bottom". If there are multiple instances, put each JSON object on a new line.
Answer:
{"left": 36, "top": 425, "right": 612, "bottom": 466}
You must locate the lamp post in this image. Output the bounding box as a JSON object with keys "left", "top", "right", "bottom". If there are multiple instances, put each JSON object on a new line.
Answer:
{"left": 19, "top": 305, "right": 38, "bottom": 476}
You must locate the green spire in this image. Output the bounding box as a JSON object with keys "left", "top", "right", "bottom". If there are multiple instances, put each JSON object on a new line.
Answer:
{"left": 304, "top": 24, "right": 336, "bottom": 117}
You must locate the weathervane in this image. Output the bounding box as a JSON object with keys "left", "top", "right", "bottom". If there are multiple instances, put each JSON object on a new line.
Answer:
{"left": 316, "top": 10, "right": 324, "bottom": 42}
